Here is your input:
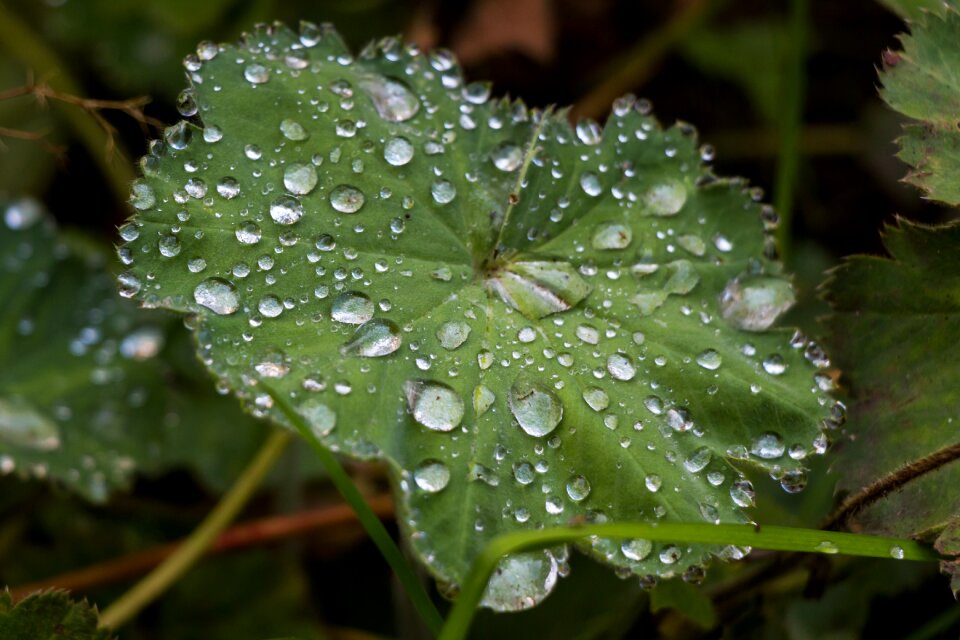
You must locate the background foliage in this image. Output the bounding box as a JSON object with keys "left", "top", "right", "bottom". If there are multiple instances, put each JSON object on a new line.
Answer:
{"left": 1, "top": 0, "right": 959, "bottom": 638}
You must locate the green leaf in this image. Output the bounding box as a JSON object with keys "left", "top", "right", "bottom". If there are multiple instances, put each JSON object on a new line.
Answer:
{"left": 118, "top": 23, "right": 832, "bottom": 608}
{"left": 650, "top": 579, "right": 716, "bottom": 629}
{"left": 878, "top": 0, "right": 957, "bottom": 22}
{"left": 824, "top": 220, "right": 960, "bottom": 539}
{"left": 881, "top": 7, "right": 960, "bottom": 205}
{"left": 0, "top": 590, "right": 112, "bottom": 640}
{"left": 0, "top": 198, "right": 269, "bottom": 500}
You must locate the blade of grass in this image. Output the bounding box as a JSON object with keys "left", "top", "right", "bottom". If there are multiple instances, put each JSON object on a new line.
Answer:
{"left": 98, "top": 429, "right": 291, "bottom": 630}
{"left": 439, "top": 523, "right": 942, "bottom": 640}
{"left": 262, "top": 384, "right": 444, "bottom": 638}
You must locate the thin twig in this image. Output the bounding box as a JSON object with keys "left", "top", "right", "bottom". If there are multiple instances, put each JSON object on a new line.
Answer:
{"left": 7, "top": 494, "right": 395, "bottom": 602}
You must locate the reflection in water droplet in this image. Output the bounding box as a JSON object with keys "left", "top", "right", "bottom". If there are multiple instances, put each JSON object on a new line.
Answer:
{"left": 331, "top": 291, "right": 374, "bottom": 324}
{"left": 566, "top": 475, "right": 591, "bottom": 502}
{"left": 270, "top": 196, "right": 304, "bottom": 225}
{"left": 329, "top": 185, "right": 365, "bottom": 213}
{"left": 683, "top": 446, "right": 713, "bottom": 473}
{"left": 696, "top": 349, "right": 722, "bottom": 370}
{"left": 283, "top": 163, "right": 318, "bottom": 195}
{"left": 480, "top": 550, "right": 559, "bottom": 612}
{"left": 258, "top": 295, "right": 283, "bottom": 318}
{"left": 358, "top": 75, "right": 420, "bottom": 122}
{"left": 762, "top": 354, "right": 787, "bottom": 375}
{"left": 414, "top": 459, "right": 451, "bottom": 492}
{"left": 404, "top": 380, "right": 464, "bottom": 432}
{"left": 492, "top": 142, "right": 523, "bottom": 171}
{"left": 431, "top": 179, "right": 456, "bottom": 204}
{"left": 730, "top": 479, "right": 755, "bottom": 507}
{"left": 575, "top": 119, "right": 602, "bottom": 145}
{"left": 751, "top": 432, "right": 785, "bottom": 459}
{"left": 244, "top": 63, "right": 270, "bottom": 84}
{"left": 592, "top": 223, "right": 632, "bottom": 250}
{"left": 341, "top": 319, "right": 402, "bottom": 357}
{"left": 236, "top": 221, "right": 262, "bottom": 244}
{"left": 621, "top": 539, "right": 652, "bottom": 561}
{"left": 579, "top": 172, "right": 602, "bottom": 197}
{"left": 194, "top": 278, "right": 240, "bottom": 315}
{"left": 509, "top": 378, "right": 563, "bottom": 438}
{"left": 384, "top": 137, "right": 414, "bottom": 166}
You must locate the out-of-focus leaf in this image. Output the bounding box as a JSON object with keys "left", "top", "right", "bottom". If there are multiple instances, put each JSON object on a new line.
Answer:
{"left": 824, "top": 220, "right": 960, "bottom": 539}
{"left": 117, "top": 23, "right": 832, "bottom": 610}
{"left": 0, "top": 589, "right": 112, "bottom": 640}
{"left": 881, "top": 8, "right": 960, "bottom": 205}
{"left": 0, "top": 198, "right": 269, "bottom": 500}
{"left": 879, "top": 0, "right": 957, "bottom": 21}
{"left": 650, "top": 578, "right": 716, "bottom": 629}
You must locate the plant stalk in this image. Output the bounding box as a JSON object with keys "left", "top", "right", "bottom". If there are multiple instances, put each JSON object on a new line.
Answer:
{"left": 98, "top": 429, "right": 292, "bottom": 630}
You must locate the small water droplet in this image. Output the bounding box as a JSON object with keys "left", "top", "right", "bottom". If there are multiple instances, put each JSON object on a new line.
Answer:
{"left": 404, "top": 380, "right": 464, "bottom": 432}
{"left": 683, "top": 446, "right": 713, "bottom": 473}
{"left": 193, "top": 278, "right": 240, "bottom": 315}
{"left": 258, "top": 295, "right": 284, "bottom": 318}
{"left": 431, "top": 179, "right": 456, "bottom": 204}
{"left": 889, "top": 545, "right": 905, "bottom": 560}
{"left": 473, "top": 385, "right": 496, "bottom": 415}
{"left": 244, "top": 63, "right": 270, "bottom": 84}
{"left": 575, "top": 119, "right": 602, "bottom": 145}
{"left": 582, "top": 387, "right": 609, "bottom": 412}
{"left": 129, "top": 180, "right": 156, "bottom": 210}
{"left": 236, "top": 221, "right": 262, "bottom": 244}
{"left": 762, "top": 354, "right": 787, "bottom": 375}
{"left": 384, "top": 136, "right": 414, "bottom": 166}
{"left": 492, "top": 142, "right": 523, "bottom": 171}
{"left": 414, "top": 459, "right": 451, "bottom": 493}
{"left": 283, "top": 163, "right": 318, "bottom": 195}
{"left": 480, "top": 550, "right": 559, "bottom": 612}
{"left": 280, "top": 118, "right": 309, "bottom": 141}
{"left": 730, "top": 479, "right": 755, "bottom": 507}
{"left": 696, "top": 349, "right": 722, "bottom": 370}
{"left": 750, "top": 432, "right": 785, "bottom": 459}
{"left": 330, "top": 185, "right": 365, "bottom": 213}
{"left": 566, "top": 475, "right": 591, "bottom": 502}
{"left": 720, "top": 277, "right": 796, "bottom": 332}
{"left": 606, "top": 354, "right": 636, "bottom": 381}
{"left": 815, "top": 541, "right": 839, "bottom": 555}
{"left": 269, "top": 196, "right": 304, "bottom": 225}
{"left": 437, "top": 321, "right": 471, "bottom": 350}
{"left": 579, "top": 172, "right": 602, "bottom": 197}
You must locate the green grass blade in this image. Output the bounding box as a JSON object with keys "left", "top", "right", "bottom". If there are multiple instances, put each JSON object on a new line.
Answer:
{"left": 262, "top": 385, "right": 444, "bottom": 637}
{"left": 439, "top": 522, "right": 942, "bottom": 640}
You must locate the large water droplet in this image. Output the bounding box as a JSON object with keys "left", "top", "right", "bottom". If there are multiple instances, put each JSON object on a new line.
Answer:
{"left": 579, "top": 172, "right": 602, "bottom": 197}
{"left": 129, "top": 180, "right": 156, "bottom": 210}
{"left": 719, "top": 277, "right": 796, "bottom": 332}
{"left": 270, "top": 196, "right": 305, "bottom": 225}
{"left": 762, "top": 354, "right": 787, "bottom": 375}
{"left": 236, "top": 221, "right": 262, "bottom": 244}
{"left": 193, "top": 278, "right": 240, "bottom": 315}
{"left": 592, "top": 222, "right": 632, "bottom": 250}
{"left": 508, "top": 378, "right": 563, "bottom": 438}
{"left": 437, "top": 321, "right": 471, "bottom": 350}
{"left": 644, "top": 181, "right": 687, "bottom": 215}
{"left": 492, "top": 142, "right": 523, "bottom": 171}
{"left": 480, "top": 550, "right": 559, "bottom": 612}
{"left": 431, "top": 179, "right": 456, "bottom": 204}
{"left": 358, "top": 75, "right": 420, "bottom": 122}
{"left": 750, "top": 432, "right": 785, "bottom": 459}
{"left": 575, "top": 119, "right": 602, "bottom": 145}
{"left": 696, "top": 349, "right": 722, "bottom": 370}
{"left": 404, "top": 380, "right": 464, "bottom": 432}
{"left": 331, "top": 291, "right": 374, "bottom": 324}
{"left": 341, "top": 319, "right": 402, "bottom": 357}
{"left": 565, "top": 475, "right": 591, "bottom": 502}
{"left": 283, "top": 163, "right": 318, "bottom": 195}
{"left": 582, "top": 387, "right": 609, "bottom": 412}
{"left": 621, "top": 539, "right": 652, "bottom": 561}
{"left": 606, "top": 354, "right": 636, "bottom": 381}
{"left": 384, "top": 137, "right": 414, "bottom": 166}
{"left": 258, "top": 295, "right": 284, "bottom": 318}
{"left": 683, "top": 446, "right": 713, "bottom": 473}
{"left": 244, "top": 63, "right": 270, "bottom": 84}
{"left": 329, "top": 185, "right": 365, "bottom": 213}
{"left": 414, "top": 459, "right": 450, "bottom": 493}
{"left": 473, "top": 385, "right": 496, "bottom": 416}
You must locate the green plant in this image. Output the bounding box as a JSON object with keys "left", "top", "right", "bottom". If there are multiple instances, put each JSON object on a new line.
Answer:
{"left": 2, "top": 2, "right": 960, "bottom": 639}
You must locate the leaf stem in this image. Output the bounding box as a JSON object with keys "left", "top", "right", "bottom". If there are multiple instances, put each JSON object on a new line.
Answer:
{"left": 773, "top": 0, "right": 809, "bottom": 261}
{"left": 0, "top": 4, "right": 136, "bottom": 203}
{"left": 263, "top": 385, "right": 445, "bottom": 638}
{"left": 97, "top": 429, "right": 292, "bottom": 630}
{"left": 438, "top": 523, "right": 942, "bottom": 640}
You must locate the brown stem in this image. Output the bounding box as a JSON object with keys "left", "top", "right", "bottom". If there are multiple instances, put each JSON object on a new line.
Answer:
{"left": 8, "top": 494, "right": 395, "bottom": 602}
{"left": 822, "top": 442, "right": 960, "bottom": 532}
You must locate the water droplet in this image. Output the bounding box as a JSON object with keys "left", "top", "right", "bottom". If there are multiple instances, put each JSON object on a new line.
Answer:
{"left": 695, "top": 349, "right": 722, "bottom": 370}
{"left": 566, "top": 475, "right": 591, "bottom": 502}
{"left": 193, "top": 278, "right": 240, "bottom": 315}
{"left": 575, "top": 119, "right": 602, "bottom": 145}
{"left": 677, "top": 234, "right": 705, "bottom": 256}
{"left": 280, "top": 118, "right": 308, "bottom": 141}
{"left": 889, "top": 545, "right": 905, "bottom": 560}
{"left": 266, "top": 196, "right": 303, "bottom": 225}
{"left": 750, "top": 432, "right": 784, "bottom": 459}
{"left": 666, "top": 407, "right": 693, "bottom": 432}
{"left": 576, "top": 324, "right": 599, "bottom": 345}
{"left": 437, "top": 321, "right": 471, "bottom": 350}
{"left": 384, "top": 137, "right": 414, "bottom": 166}
{"left": 779, "top": 469, "right": 807, "bottom": 493}
{"left": 730, "top": 479, "right": 755, "bottom": 507}
{"left": 762, "top": 354, "right": 787, "bottom": 375}
{"left": 283, "top": 163, "right": 318, "bottom": 195}
{"left": 474, "top": 385, "right": 496, "bottom": 415}
{"left": 643, "top": 396, "right": 663, "bottom": 415}
{"left": 582, "top": 387, "right": 609, "bottom": 412}
{"left": 606, "top": 354, "right": 636, "bottom": 381}
{"left": 158, "top": 235, "right": 181, "bottom": 258}
{"left": 358, "top": 75, "right": 420, "bottom": 122}
{"left": 645, "top": 474, "right": 662, "bottom": 492}
{"left": 659, "top": 546, "right": 682, "bottom": 564}
{"left": 404, "top": 380, "right": 464, "bottom": 432}
{"left": 331, "top": 291, "right": 374, "bottom": 324}
{"left": 683, "top": 446, "right": 713, "bottom": 473}
{"left": 621, "top": 539, "right": 652, "bottom": 561}
{"left": 120, "top": 327, "right": 165, "bottom": 360}
{"left": 258, "top": 295, "right": 283, "bottom": 318}
{"left": 236, "top": 221, "right": 262, "bottom": 244}
{"left": 720, "top": 277, "right": 796, "bottom": 332}
{"left": 0, "top": 398, "right": 61, "bottom": 450}
{"left": 117, "top": 272, "right": 142, "bottom": 298}
{"left": 509, "top": 378, "right": 564, "bottom": 438}
{"left": 644, "top": 181, "right": 687, "bottom": 215}
{"left": 463, "top": 81, "right": 491, "bottom": 104}
{"left": 4, "top": 198, "right": 43, "bottom": 229}
{"left": 414, "top": 459, "right": 451, "bottom": 493}
{"left": 341, "top": 319, "right": 402, "bottom": 357}
{"left": 492, "top": 142, "right": 523, "bottom": 171}
{"left": 480, "top": 550, "right": 559, "bottom": 612}
{"left": 299, "top": 398, "right": 337, "bottom": 437}
{"left": 217, "top": 177, "right": 240, "bottom": 199}
{"left": 164, "top": 121, "right": 192, "bottom": 150}
{"left": 431, "top": 179, "right": 456, "bottom": 204}
{"left": 129, "top": 180, "right": 156, "bottom": 210}
{"left": 815, "top": 541, "right": 839, "bottom": 555}
{"left": 592, "top": 222, "right": 632, "bottom": 250}
{"left": 329, "top": 185, "right": 365, "bottom": 213}
{"left": 244, "top": 63, "right": 270, "bottom": 84}
{"left": 579, "top": 172, "right": 602, "bottom": 197}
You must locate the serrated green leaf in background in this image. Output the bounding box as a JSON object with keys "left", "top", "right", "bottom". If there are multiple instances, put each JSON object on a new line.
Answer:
{"left": 881, "top": 7, "right": 960, "bottom": 205}
{"left": 824, "top": 220, "right": 960, "bottom": 541}
{"left": 0, "top": 589, "right": 112, "bottom": 640}
{"left": 0, "top": 198, "right": 270, "bottom": 500}
{"left": 878, "top": 0, "right": 957, "bottom": 22}
{"left": 117, "top": 23, "right": 834, "bottom": 608}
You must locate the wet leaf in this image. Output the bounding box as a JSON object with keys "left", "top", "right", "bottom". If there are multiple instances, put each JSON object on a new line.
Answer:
{"left": 0, "top": 589, "right": 112, "bottom": 640}
{"left": 881, "top": 7, "right": 960, "bottom": 205}
{"left": 0, "top": 198, "right": 269, "bottom": 501}
{"left": 118, "top": 23, "right": 831, "bottom": 608}
{"left": 824, "top": 220, "right": 960, "bottom": 539}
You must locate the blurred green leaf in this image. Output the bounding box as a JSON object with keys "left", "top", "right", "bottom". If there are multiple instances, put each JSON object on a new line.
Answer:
{"left": 878, "top": 0, "right": 957, "bottom": 21}
{"left": 117, "top": 22, "right": 833, "bottom": 610}
{"left": 824, "top": 220, "right": 960, "bottom": 539}
{"left": 0, "top": 589, "right": 112, "bottom": 640}
{"left": 650, "top": 578, "right": 715, "bottom": 629}
{"left": 881, "top": 8, "right": 960, "bottom": 205}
